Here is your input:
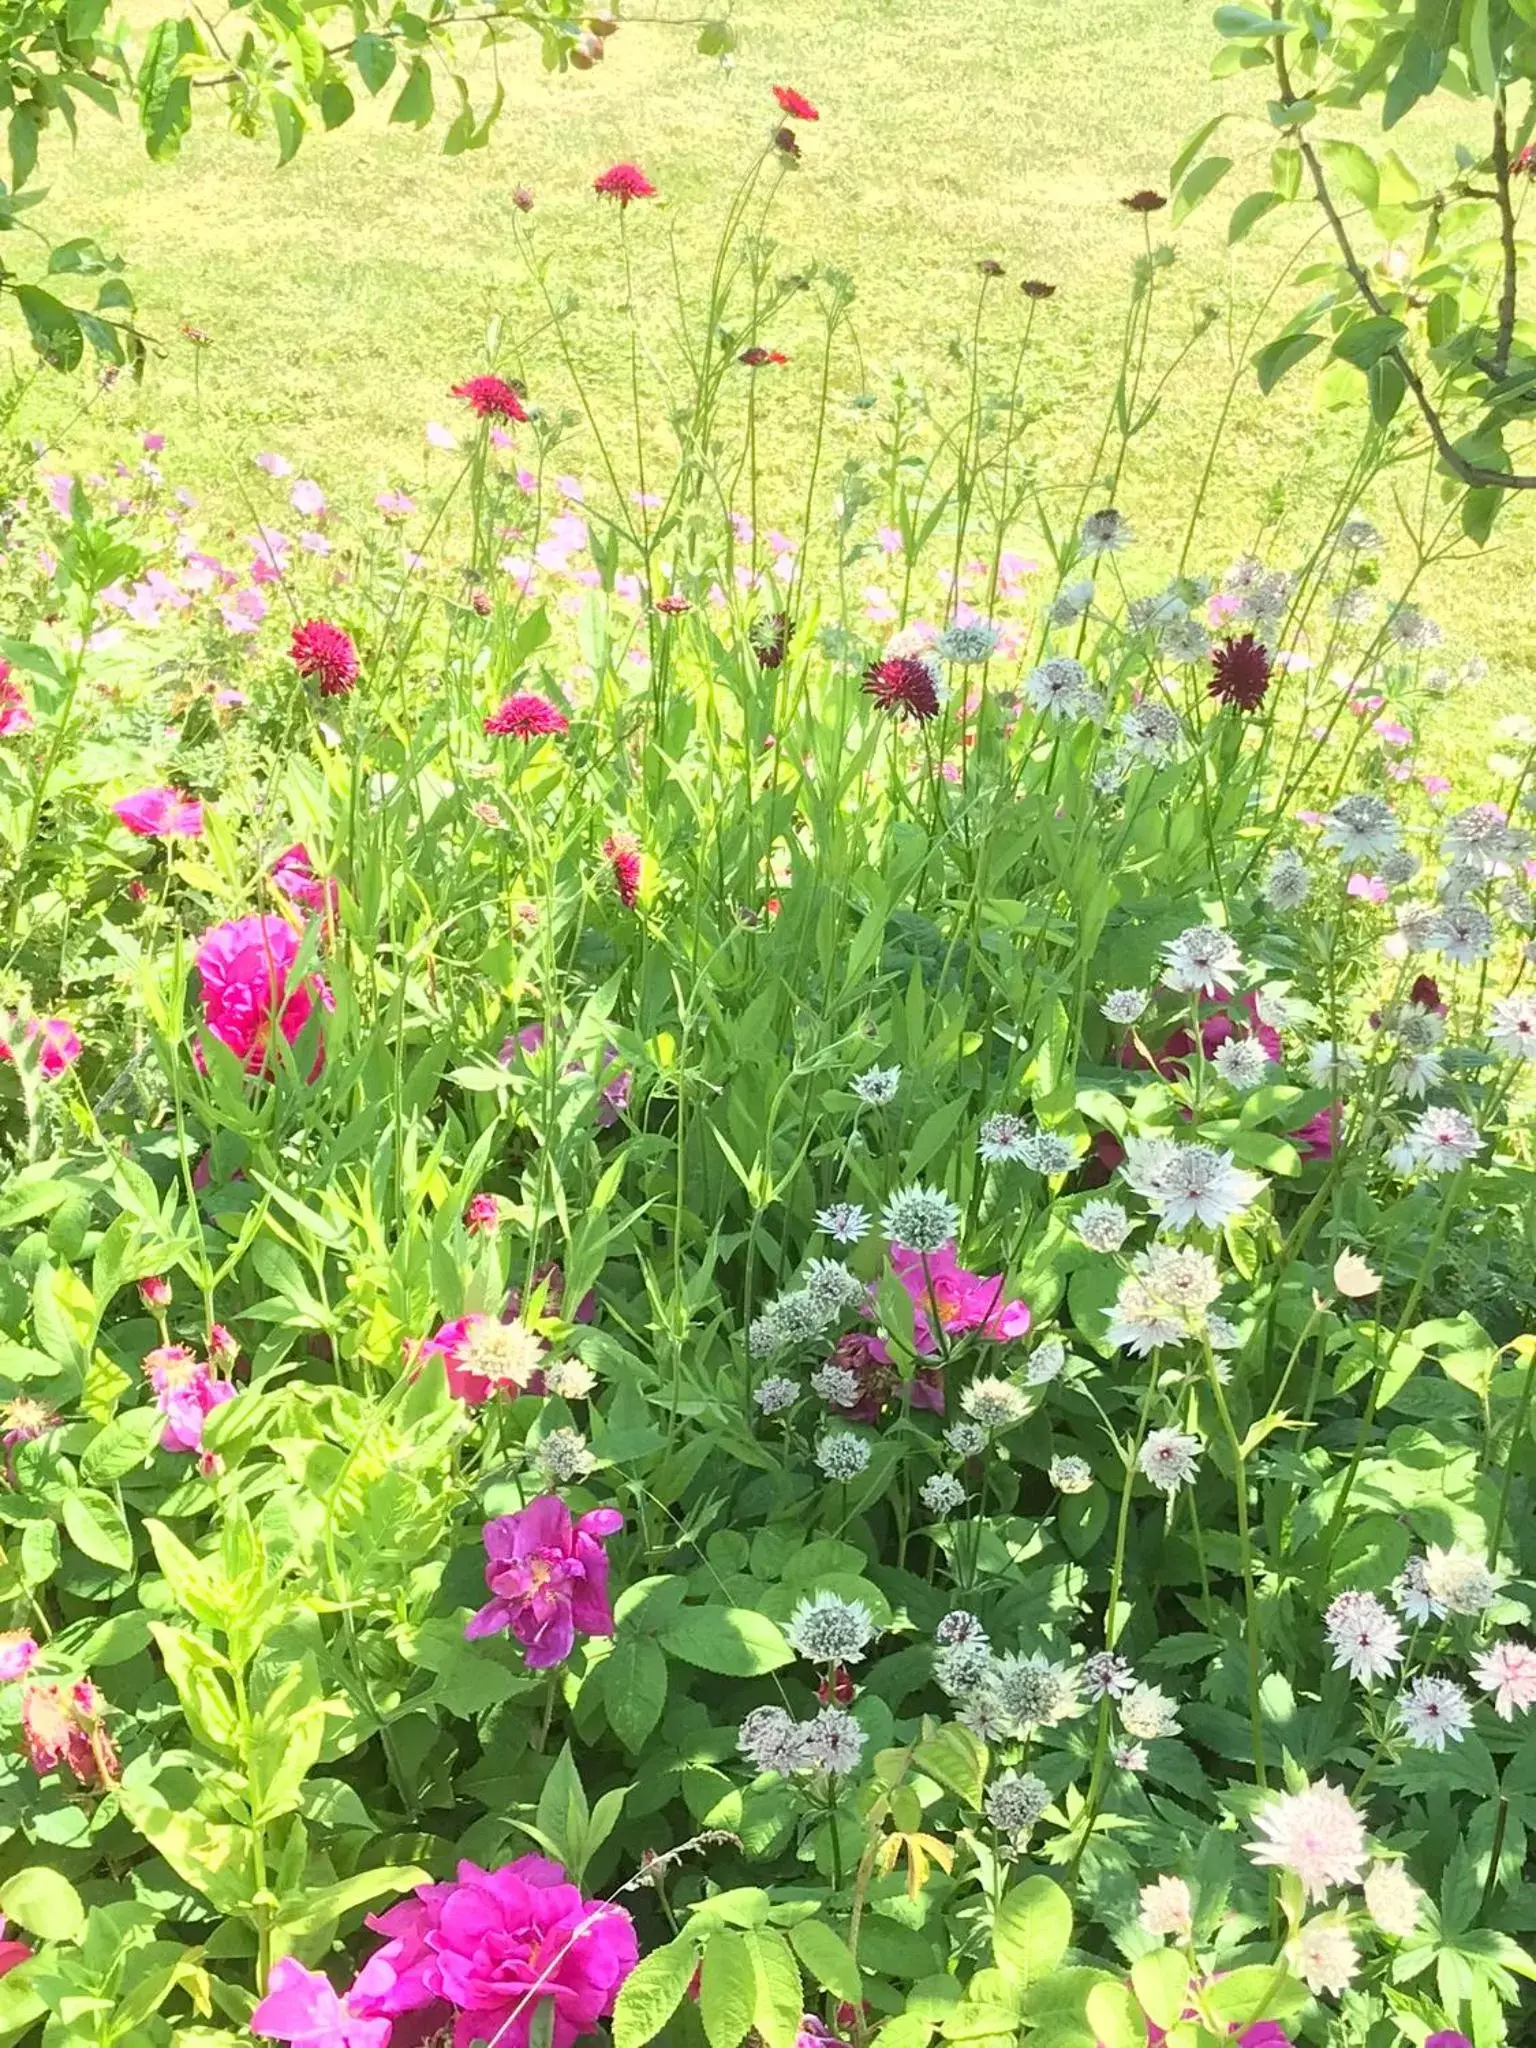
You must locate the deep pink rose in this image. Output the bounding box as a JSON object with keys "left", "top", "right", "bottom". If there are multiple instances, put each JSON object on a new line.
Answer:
{"left": 465, "top": 1496, "right": 622, "bottom": 1667}
{"left": 270, "top": 843, "right": 340, "bottom": 922}
{"left": 194, "top": 915, "right": 331, "bottom": 1078}
{"left": 360, "top": 1857, "right": 637, "bottom": 2048}
{"left": 0, "top": 1914, "right": 29, "bottom": 1981}
{"left": 1292, "top": 1102, "right": 1340, "bottom": 1162}
{"left": 1119, "top": 988, "right": 1280, "bottom": 1079}
{"left": 890, "top": 1243, "right": 1030, "bottom": 1353}
{"left": 251, "top": 1954, "right": 393, "bottom": 2048}
{"left": 112, "top": 786, "right": 204, "bottom": 839}
{"left": 144, "top": 1346, "right": 236, "bottom": 1453}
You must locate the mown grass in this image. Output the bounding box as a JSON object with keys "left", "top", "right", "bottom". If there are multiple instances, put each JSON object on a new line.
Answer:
{"left": 21, "top": 0, "right": 1534, "bottom": 770}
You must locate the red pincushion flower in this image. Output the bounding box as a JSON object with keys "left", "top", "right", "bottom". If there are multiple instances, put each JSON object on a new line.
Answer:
{"left": 1209, "top": 633, "right": 1272, "bottom": 712}
{"left": 739, "top": 346, "right": 789, "bottom": 367}
{"left": 863, "top": 656, "right": 940, "bottom": 722}
{"left": 484, "top": 693, "right": 569, "bottom": 740}
{"left": 290, "top": 618, "right": 359, "bottom": 696}
{"left": 1122, "top": 189, "right": 1167, "bottom": 213}
{"left": 653, "top": 593, "right": 691, "bottom": 615}
{"left": 452, "top": 375, "right": 528, "bottom": 423}
{"left": 603, "top": 832, "right": 641, "bottom": 908}
{"left": 593, "top": 163, "right": 655, "bottom": 207}
{"left": 772, "top": 85, "right": 819, "bottom": 121}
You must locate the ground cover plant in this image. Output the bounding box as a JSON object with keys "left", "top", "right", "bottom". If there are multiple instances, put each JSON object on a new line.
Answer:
{"left": 0, "top": 52, "right": 1533, "bottom": 2048}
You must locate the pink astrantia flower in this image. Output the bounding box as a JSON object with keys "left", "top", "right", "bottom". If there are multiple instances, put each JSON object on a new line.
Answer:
{"left": 465, "top": 1496, "right": 623, "bottom": 1667}
{"left": 194, "top": 915, "right": 331, "bottom": 1078}
{"left": 0, "top": 1016, "right": 81, "bottom": 1079}
{"left": 112, "top": 786, "right": 205, "bottom": 839}
{"left": 890, "top": 1243, "right": 1030, "bottom": 1354}
{"left": 1472, "top": 1640, "right": 1536, "bottom": 1719}
{"left": 251, "top": 1954, "right": 393, "bottom": 2048}
{"left": 144, "top": 1345, "right": 236, "bottom": 1453}
{"left": 360, "top": 1857, "right": 638, "bottom": 2048}
{"left": 0, "top": 1631, "right": 38, "bottom": 1683}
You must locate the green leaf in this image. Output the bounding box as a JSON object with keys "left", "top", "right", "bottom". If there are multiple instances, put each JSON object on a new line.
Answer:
{"left": 1213, "top": 3, "right": 1292, "bottom": 33}
{"left": 1170, "top": 115, "right": 1229, "bottom": 188}
{"left": 913, "top": 1722, "right": 989, "bottom": 1811}
{"left": 351, "top": 32, "right": 395, "bottom": 91}
{"left": 9, "top": 110, "right": 39, "bottom": 192}
{"left": 276, "top": 1864, "right": 428, "bottom": 1936}
{"left": 700, "top": 1930, "right": 757, "bottom": 2048}
{"left": 62, "top": 1488, "right": 133, "bottom": 1573}
{"left": 1130, "top": 1951, "right": 1190, "bottom": 2032}
{"left": 1085, "top": 1983, "right": 1141, "bottom": 2048}
{"left": 1332, "top": 314, "right": 1407, "bottom": 369}
{"left": 1172, "top": 155, "right": 1232, "bottom": 226}
{"left": 1252, "top": 329, "right": 1324, "bottom": 394}
{"left": 1228, "top": 190, "right": 1281, "bottom": 243}
{"left": 119, "top": 1781, "right": 255, "bottom": 1913}
{"left": 81, "top": 1407, "right": 164, "bottom": 1485}
{"left": 788, "top": 1919, "right": 861, "bottom": 2003}
{"left": 536, "top": 1743, "right": 589, "bottom": 1872}
{"left": 150, "top": 1624, "right": 238, "bottom": 1755}
{"left": 993, "top": 1878, "right": 1072, "bottom": 1986}
{"left": 270, "top": 92, "right": 305, "bottom": 165}
{"left": 613, "top": 1934, "right": 701, "bottom": 2048}
{"left": 747, "top": 1928, "right": 803, "bottom": 2048}
{"left": 602, "top": 1634, "right": 669, "bottom": 1752}
{"left": 137, "top": 17, "right": 197, "bottom": 160}
{"left": 390, "top": 57, "right": 433, "bottom": 127}
{"left": 0, "top": 1867, "right": 85, "bottom": 1941}
{"left": 660, "top": 1606, "right": 793, "bottom": 1676}
{"left": 32, "top": 1262, "right": 96, "bottom": 1368}
{"left": 1315, "top": 138, "right": 1379, "bottom": 208}
{"left": 320, "top": 79, "right": 355, "bottom": 129}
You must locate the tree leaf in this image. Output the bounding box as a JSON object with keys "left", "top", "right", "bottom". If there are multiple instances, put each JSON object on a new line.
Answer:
{"left": 81, "top": 1406, "right": 164, "bottom": 1485}
{"left": 747, "top": 1928, "right": 803, "bottom": 2048}
{"left": 1130, "top": 1952, "right": 1191, "bottom": 2032}
{"left": 1172, "top": 155, "right": 1233, "bottom": 226}
{"left": 1332, "top": 314, "right": 1407, "bottom": 369}
{"left": 137, "top": 17, "right": 196, "bottom": 160}
{"left": 788, "top": 1919, "right": 862, "bottom": 2003}
{"left": 1228, "top": 190, "right": 1281, "bottom": 243}
{"left": 699, "top": 1930, "right": 757, "bottom": 2048}
{"left": 351, "top": 32, "right": 396, "bottom": 92}
{"left": 389, "top": 57, "right": 433, "bottom": 127}
{"left": 660, "top": 1606, "right": 793, "bottom": 1676}
{"left": 1252, "top": 330, "right": 1323, "bottom": 395}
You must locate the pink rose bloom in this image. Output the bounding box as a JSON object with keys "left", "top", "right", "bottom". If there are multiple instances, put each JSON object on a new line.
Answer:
{"left": 416, "top": 1312, "right": 546, "bottom": 1407}
{"left": 1373, "top": 719, "right": 1412, "bottom": 747}
{"left": 465, "top": 1496, "right": 622, "bottom": 1667}
{"left": 0, "top": 1630, "right": 38, "bottom": 1683}
{"left": 890, "top": 1243, "right": 1030, "bottom": 1354}
{"left": 145, "top": 1345, "right": 236, "bottom": 1453}
{"left": 0, "top": 1913, "right": 29, "bottom": 1981}
{"left": 0, "top": 1016, "right": 81, "bottom": 1078}
{"left": 360, "top": 1857, "right": 637, "bottom": 2048}
{"left": 270, "top": 843, "right": 340, "bottom": 922}
{"left": 252, "top": 1954, "right": 393, "bottom": 2048}
{"left": 112, "top": 786, "right": 204, "bottom": 839}
{"left": 1292, "top": 1103, "right": 1340, "bottom": 1162}
{"left": 195, "top": 915, "right": 331, "bottom": 1078}
{"left": 464, "top": 1193, "right": 500, "bottom": 1234}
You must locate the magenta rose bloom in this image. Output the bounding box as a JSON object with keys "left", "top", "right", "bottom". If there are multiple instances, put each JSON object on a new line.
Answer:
{"left": 145, "top": 1347, "right": 236, "bottom": 1453}
{"left": 890, "top": 1243, "right": 1030, "bottom": 1353}
{"left": 251, "top": 1954, "right": 393, "bottom": 2048}
{"left": 0, "top": 1015, "right": 81, "bottom": 1079}
{"left": 361, "top": 1858, "right": 637, "bottom": 2048}
{"left": 194, "top": 915, "right": 331, "bottom": 1078}
{"left": 270, "top": 843, "right": 340, "bottom": 922}
{"left": 112, "top": 785, "right": 205, "bottom": 839}
{"left": 465, "top": 1496, "right": 622, "bottom": 1667}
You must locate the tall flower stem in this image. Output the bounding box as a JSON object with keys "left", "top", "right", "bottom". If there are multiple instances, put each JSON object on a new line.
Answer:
{"left": 1205, "top": 1350, "right": 1268, "bottom": 1788}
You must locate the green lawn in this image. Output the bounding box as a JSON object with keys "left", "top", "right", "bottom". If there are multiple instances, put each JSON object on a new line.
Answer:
{"left": 25, "top": 0, "right": 1533, "bottom": 769}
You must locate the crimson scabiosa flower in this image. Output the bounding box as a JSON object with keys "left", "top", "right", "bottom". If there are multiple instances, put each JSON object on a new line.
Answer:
{"left": 1021, "top": 279, "right": 1057, "bottom": 299}
{"left": 1209, "top": 633, "right": 1272, "bottom": 711}
{"left": 773, "top": 84, "right": 819, "bottom": 120}
{"left": 1122, "top": 189, "right": 1167, "bottom": 212}
{"left": 593, "top": 162, "right": 655, "bottom": 206}
{"left": 739, "top": 346, "right": 789, "bottom": 367}
{"left": 604, "top": 832, "right": 641, "bottom": 908}
{"left": 484, "top": 692, "right": 569, "bottom": 740}
{"left": 290, "top": 618, "right": 358, "bottom": 696}
{"left": 464, "top": 1193, "right": 500, "bottom": 1235}
{"left": 863, "top": 655, "right": 940, "bottom": 722}
{"left": 653, "top": 592, "right": 692, "bottom": 615}
{"left": 452, "top": 374, "right": 528, "bottom": 422}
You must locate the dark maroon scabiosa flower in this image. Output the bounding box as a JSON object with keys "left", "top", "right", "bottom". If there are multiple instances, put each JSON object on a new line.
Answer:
{"left": 750, "top": 612, "right": 793, "bottom": 669}
{"left": 863, "top": 656, "right": 940, "bottom": 722}
{"left": 469, "top": 589, "right": 492, "bottom": 617}
{"left": 452, "top": 375, "right": 528, "bottom": 423}
{"left": 772, "top": 126, "right": 801, "bottom": 159}
{"left": 977, "top": 258, "right": 1005, "bottom": 278}
{"left": 1021, "top": 279, "right": 1057, "bottom": 299}
{"left": 512, "top": 186, "right": 535, "bottom": 212}
{"left": 290, "top": 618, "right": 359, "bottom": 697}
{"left": 1410, "top": 974, "right": 1447, "bottom": 1014}
{"left": 738, "top": 346, "right": 788, "bottom": 367}
{"left": 484, "top": 693, "right": 570, "bottom": 740}
{"left": 772, "top": 85, "right": 819, "bottom": 121}
{"left": 1122, "top": 189, "right": 1167, "bottom": 213}
{"left": 593, "top": 162, "right": 656, "bottom": 207}
{"left": 1209, "top": 634, "right": 1272, "bottom": 712}
{"left": 603, "top": 832, "right": 641, "bottom": 908}
{"left": 653, "top": 593, "right": 692, "bottom": 616}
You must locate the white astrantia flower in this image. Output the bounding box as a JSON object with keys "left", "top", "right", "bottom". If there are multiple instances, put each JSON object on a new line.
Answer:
{"left": 785, "top": 1593, "right": 876, "bottom": 1665}
{"left": 1128, "top": 591, "right": 1187, "bottom": 634}
{"left": 960, "top": 1376, "right": 1031, "bottom": 1430}
{"left": 1160, "top": 615, "right": 1212, "bottom": 663}
{"left": 1292, "top": 1919, "right": 1359, "bottom": 1998}
{"left": 1435, "top": 904, "right": 1494, "bottom": 967}
{"left": 945, "top": 1421, "right": 986, "bottom": 1457}
{"left": 753, "top": 1375, "right": 799, "bottom": 1413}
{"left": 1114, "top": 1741, "right": 1150, "bottom": 1772}
{"left": 1441, "top": 801, "right": 1528, "bottom": 870}
{"left": 1304, "top": 1040, "right": 1363, "bottom": 1089}
{"left": 1138, "top": 1427, "right": 1202, "bottom": 1496}
{"left": 1050, "top": 1455, "right": 1094, "bottom": 1494}
{"left": 1421, "top": 1545, "right": 1498, "bottom": 1615}
{"left": 1265, "top": 848, "right": 1312, "bottom": 911}
{"left": 1082, "top": 1650, "right": 1136, "bottom": 1700}
{"left": 1119, "top": 1682, "right": 1181, "bottom": 1740}
{"left": 990, "top": 1653, "right": 1080, "bottom": 1734}
{"left": 1024, "top": 656, "right": 1094, "bottom": 720}
{"left": 1138, "top": 1875, "right": 1193, "bottom": 1939}
{"left": 1499, "top": 880, "right": 1534, "bottom": 928}
{"left": 803, "top": 1706, "right": 866, "bottom": 1775}
{"left": 1105, "top": 1276, "right": 1187, "bottom": 1356}
{"left": 739, "top": 1705, "right": 812, "bottom": 1774}
{"left": 934, "top": 1639, "right": 993, "bottom": 1699}
{"left": 1161, "top": 924, "right": 1245, "bottom": 996}
{"left": 1139, "top": 1243, "right": 1222, "bottom": 1313}
{"left": 816, "top": 1201, "right": 872, "bottom": 1245}
{"left": 1396, "top": 1674, "right": 1473, "bottom": 1750}
{"left": 1324, "top": 1590, "right": 1403, "bottom": 1684}
{"left": 809, "top": 1363, "right": 860, "bottom": 1408}
{"left": 851, "top": 1064, "right": 902, "bottom": 1105}
{"left": 1121, "top": 701, "right": 1182, "bottom": 762}
{"left": 1388, "top": 604, "right": 1441, "bottom": 652}
{"left": 1076, "top": 1198, "right": 1133, "bottom": 1253}
{"left": 1049, "top": 578, "right": 1095, "bottom": 625}
{"left": 984, "top": 1769, "right": 1051, "bottom": 1834}
{"left": 978, "top": 1112, "right": 1033, "bottom": 1163}
{"left": 1339, "top": 518, "right": 1383, "bottom": 553}
{"left": 1388, "top": 1049, "right": 1444, "bottom": 1101}
{"left": 1247, "top": 1781, "right": 1367, "bottom": 1901}
{"left": 1399, "top": 1106, "right": 1483, "bottom": 1176}
{"left": 1205, "top": 1314, "right": 1242, "bottom": 1352}
{"left": 920, "top": 1472, "right": 966, "bottom": 1515}
{"left": 1254, "top": 982, "right": 1310, "bottom": 1031}
{"left": 770, "top": 1290, "right": 836, "bottom": 1344}
{"left": 803, "top": 1259, "right": 865, "bottom": 1317}
{"left": 1490, "top": 993, "right": 1536, "bottom": 1060}
{"left": 1081, "top": 507, "right": 1133, "bottom": 556}
{"left": 1378, "top": 848, "right": 1420, "bottom": 888}
{"left": 1101, "top": 987, "right": 1151, "bottom": 1024}
{"left": 1026, "top": 1337, "right": 1067, "bottom": 1385}
{"left": 1391, "top": 1555, "right": 1437, "bottom": 1624}
{"left": 959, "top": 1693, "right": 1012, "bottom": 1742}
{"left": 1322, "top": 793, "right": 1401, "bottom": 862}
{"left": 1138, "top": 1141, "right": 1265, "bottom": 1231}
{"left": 1213, "top": 1037, "right": 1271, "bottom": 1091}
{"left": 543, "top": 1357, "right": 597, "bottom": 1401}
{"left": 935, "top": 1610, "right": 988, "bottom": 1648}
{"left": 1021, "top": 1130, "right": 1078, "bottom": 1175}
{"left": 936, "top": 621, "right": 1001, "bottom": 665}
{"left": 815, "top": 1432, "right": 872, "bottom": 1481}
{"left": 881, "top": 1183, "right": 961, "bottom": 1252}
{"left": 1395, "top": 902, "right": 1446, "bottom": 954}
{"left": 536, "top": 1427, "right": 595, "bottom": 1483}
{"left": 1364, "top": 1862, "right": 1422, "bottom": 1939}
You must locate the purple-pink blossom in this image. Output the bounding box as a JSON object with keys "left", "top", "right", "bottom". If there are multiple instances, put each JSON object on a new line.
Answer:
{"left": 112, "top": 786, "right": 204, "bottom": 839}
{"left": 890, "top": 1243, "right": 1030, "bottom": 1353}
{"left": 465, "top": 1496, "right": 622, "bottom": 1667}
{"left": 144, "top": 1346, "right": 236, "bottom": 1453}
{"left": 251, "top": 1954, "right": 393, "bottom": 2048}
